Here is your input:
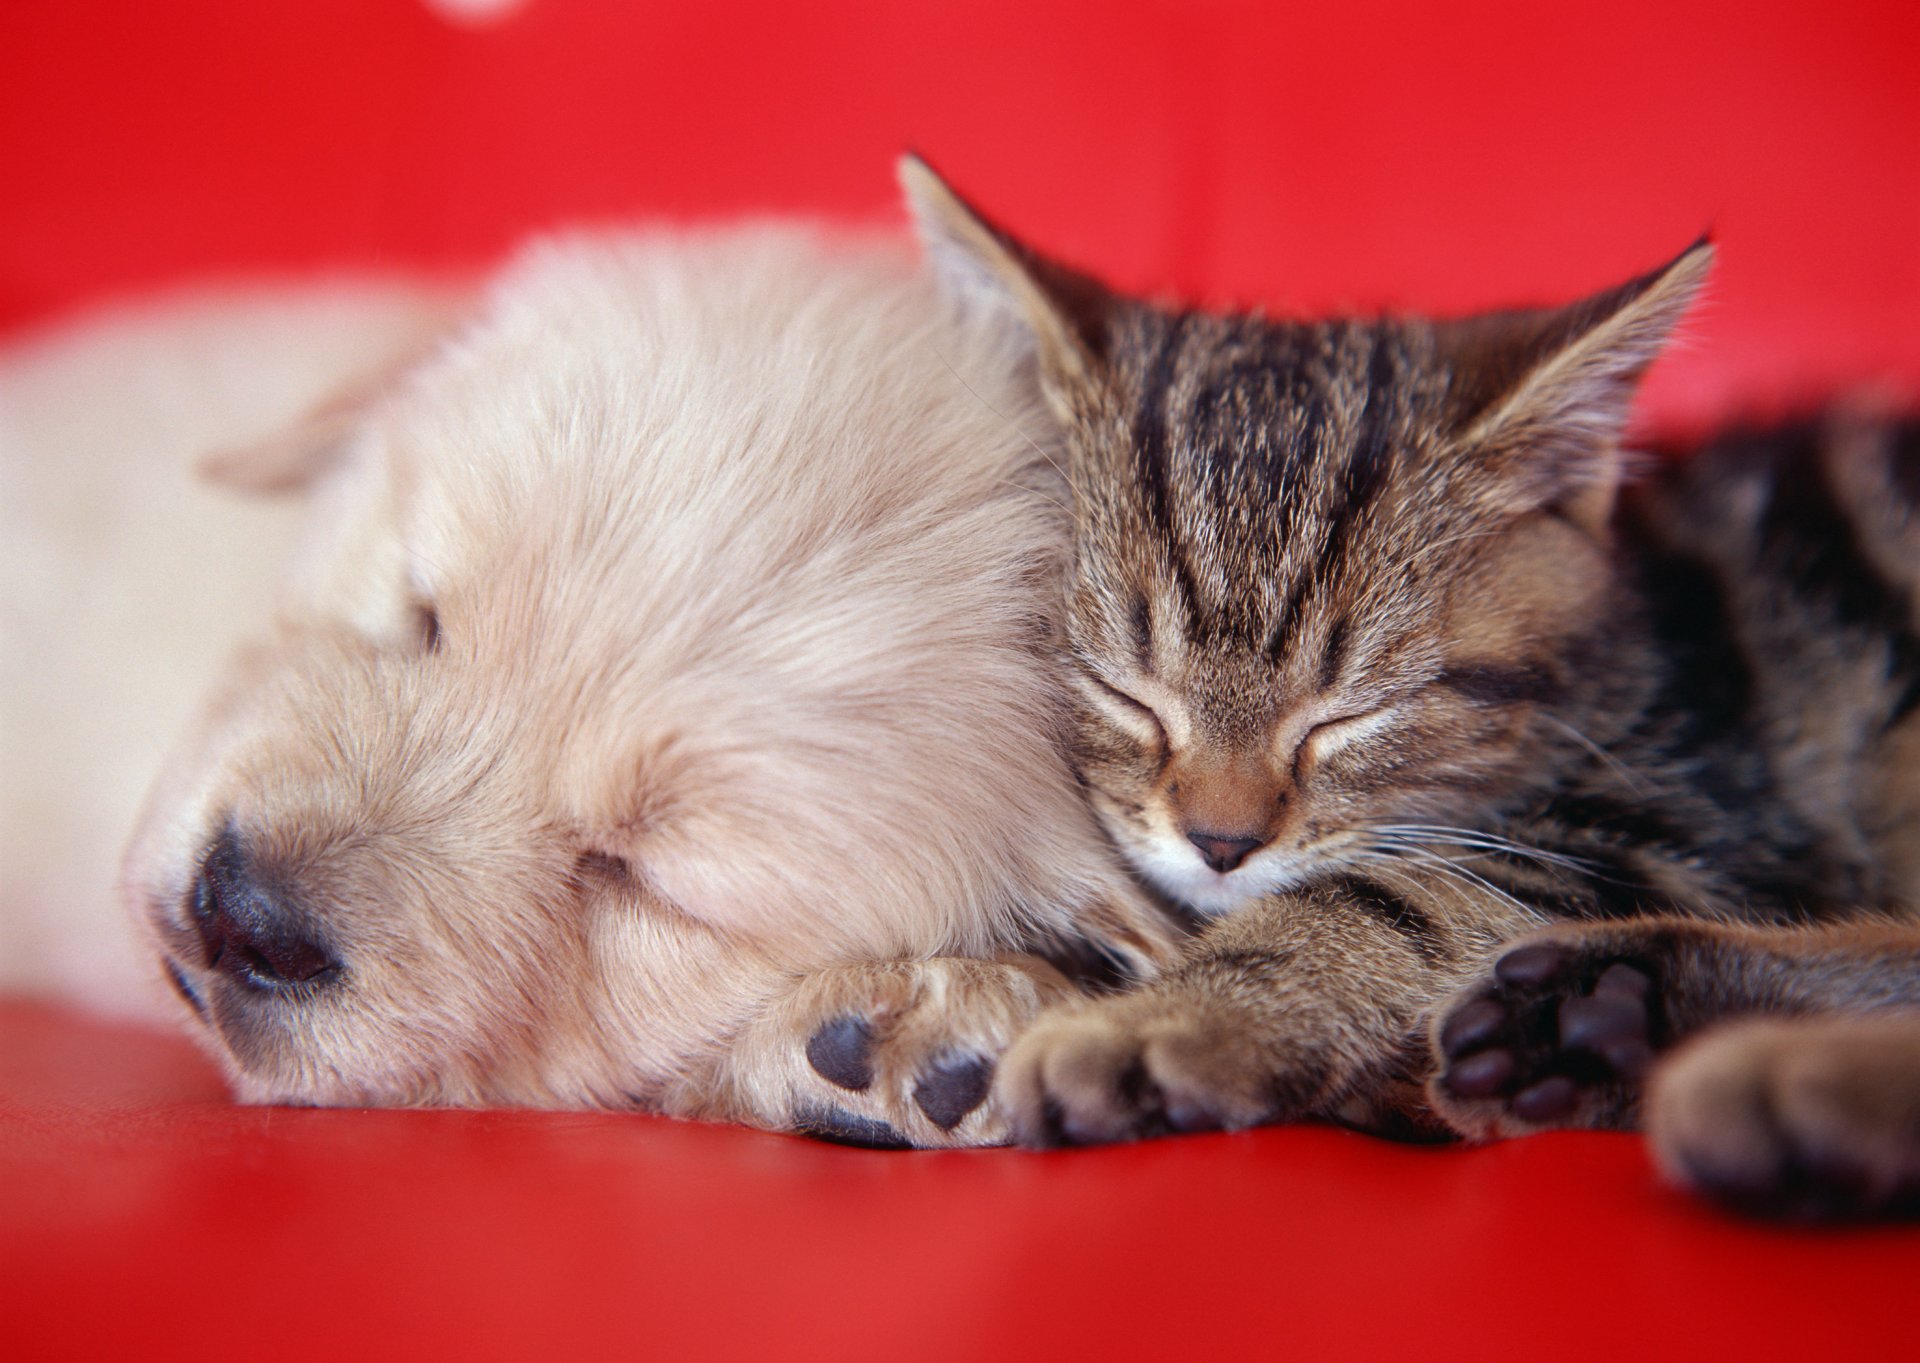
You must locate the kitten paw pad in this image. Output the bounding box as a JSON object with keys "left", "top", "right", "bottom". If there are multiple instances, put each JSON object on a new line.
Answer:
{"left": 1431, "top": 941, "right": 1660, "bottom": 1137}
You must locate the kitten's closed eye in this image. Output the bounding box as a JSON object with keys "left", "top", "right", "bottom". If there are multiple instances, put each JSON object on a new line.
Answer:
{"left": 1301, "top": 707, "right": 1396, "bottom": 766}
{"left": 1081, "top": 674, "right": 1167, "bottom": 748}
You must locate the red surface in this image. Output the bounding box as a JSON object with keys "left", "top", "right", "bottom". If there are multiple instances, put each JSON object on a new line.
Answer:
{"left": 6, "top": 3, "right": 1920, "bottom": 1358}
{"left": 3, "top": 1002, "right": 1917, "bottom": 1362}
{"left": 3, "top": 1, "right": 1918, "bottom": 436}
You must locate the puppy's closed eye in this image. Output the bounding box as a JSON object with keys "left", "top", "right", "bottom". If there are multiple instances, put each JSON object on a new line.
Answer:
{"left": 412, "top": 601, "right": 442, "bottom": 653}
{"left": 572, "top": 849, "right": 634, "bottom": 888}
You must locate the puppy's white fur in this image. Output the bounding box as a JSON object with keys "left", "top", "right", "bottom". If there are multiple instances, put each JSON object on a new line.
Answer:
{"left": 107, "top": 226, "right": 1179, "bottom": 1141}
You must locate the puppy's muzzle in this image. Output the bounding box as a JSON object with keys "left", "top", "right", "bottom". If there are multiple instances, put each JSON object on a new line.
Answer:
{"left": 188, "top": 828, "right": 339, "bottom": 992}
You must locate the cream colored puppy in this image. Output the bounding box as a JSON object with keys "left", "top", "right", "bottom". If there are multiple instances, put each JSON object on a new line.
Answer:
{"left": 117, "top": 225, "right": 1182, "bottom": 1146}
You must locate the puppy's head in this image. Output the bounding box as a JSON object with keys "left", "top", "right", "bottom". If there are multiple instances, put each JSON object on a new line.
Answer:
{"left": 123, "top": 228, "right": 1080, "bottom": 1110}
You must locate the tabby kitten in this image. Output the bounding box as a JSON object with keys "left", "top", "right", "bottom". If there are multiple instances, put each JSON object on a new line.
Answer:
{"left": 905, "top": 158, "right": 1920, "bottom": 1219}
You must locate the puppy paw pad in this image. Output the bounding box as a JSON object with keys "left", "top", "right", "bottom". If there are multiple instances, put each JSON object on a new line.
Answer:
{"left": 911, "top": 1052, "right": 994, "bottom": 1131}
{"left": 805, "top": 1014, "right": 875, "bottom": 1092}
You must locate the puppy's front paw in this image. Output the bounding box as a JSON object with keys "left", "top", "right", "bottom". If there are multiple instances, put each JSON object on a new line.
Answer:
{"left": 797, "top": 1005, "right": 997, "bottom": 1143}
{"left": 735, "top": 956, "right": 1075, "bottom": 1149}
{"left": 996, "top": 991, "right": 1311, "bottom": 1147}
{"left": 1430, "top": 936, "right": 1661, "bottom": 1139}
{"left": 1647, "top": 1015, "right": 1920, "bottom": 1221}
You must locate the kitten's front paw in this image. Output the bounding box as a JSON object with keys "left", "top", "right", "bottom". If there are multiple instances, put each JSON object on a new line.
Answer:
{"left": 995, "top": 992, "right": 1308, "bottom": 1147}
{"left": 1647, "top": 1015, "right": 1920, "bottom": 1221}
{"left": 1430, "top": 936, "right": 1662, "bottom": 1138}
{"left": 745, "top": 956, "right": 1074, "bottom": 1149}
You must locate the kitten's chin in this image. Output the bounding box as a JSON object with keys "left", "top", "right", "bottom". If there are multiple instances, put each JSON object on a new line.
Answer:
{"left": 1126, "top": 842, "right": 1312, "bottom": 917}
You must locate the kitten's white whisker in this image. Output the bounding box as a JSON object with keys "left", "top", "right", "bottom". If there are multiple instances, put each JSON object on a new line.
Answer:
{"left": 1347, "top": 851, "right": 1484, "bottom": 916}
{"left": 931, "top": 347, "right": 1075, "bottom": 495}
{"left": 1372, "top": 826, "right": 1648, "bottom": 895}
{"left": 1364, "top": 845, "right": 1538, "bottom": 923}
{"left": 1367, "top": 826, "right": 1576, "bottom": 871}
{"left": 1366, "top": 823, "right": 1599, "bottom": 874}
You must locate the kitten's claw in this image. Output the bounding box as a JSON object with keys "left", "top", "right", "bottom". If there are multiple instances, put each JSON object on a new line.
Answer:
{"left": 1430, "top": 934, "right": 1661, "bottom": 1138}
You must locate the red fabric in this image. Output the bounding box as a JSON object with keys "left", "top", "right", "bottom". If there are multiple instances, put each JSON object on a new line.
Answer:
{"left": 4, "top": 3, "right": 1918, "bottom": 1358}
{"left": 3, "top": 1002, "right": 1917, "bottom": 1362}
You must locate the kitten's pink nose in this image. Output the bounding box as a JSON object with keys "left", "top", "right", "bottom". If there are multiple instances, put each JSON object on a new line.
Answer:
{"left": 1185, "top": 831, "right": 1266, "bottom": 873}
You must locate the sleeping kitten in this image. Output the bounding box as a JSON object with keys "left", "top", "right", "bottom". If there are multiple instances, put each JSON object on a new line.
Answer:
{"left": 904, "top": 158, "right": 1920, "bottom": 1218}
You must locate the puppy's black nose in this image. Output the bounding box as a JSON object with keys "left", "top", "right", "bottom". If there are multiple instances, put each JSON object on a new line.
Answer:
{"left": 1186, "top": 831, "right": 1265, "bottom": 874}
{"left": 191, "top": 830, "right": 337, "bottom": 990}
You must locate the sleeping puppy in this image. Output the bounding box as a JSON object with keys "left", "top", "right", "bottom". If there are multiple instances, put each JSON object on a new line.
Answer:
{"left": 121, "top": 224, "right": 1183, "bottom": 1146}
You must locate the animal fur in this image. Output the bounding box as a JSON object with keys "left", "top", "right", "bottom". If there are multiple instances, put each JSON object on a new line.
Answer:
{"left": 113, "top": 225, "right": 1183, "bottom": 1145}
{"left": 1, "top": 284, "right": 448, "bottom": 1014}
{"left": 904, "top": 156, "right": 1920, "bottom": 1218}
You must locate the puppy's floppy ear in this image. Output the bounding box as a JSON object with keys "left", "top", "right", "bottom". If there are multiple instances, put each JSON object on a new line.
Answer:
{"left": 899, "top": 153, "right": 1115, "bottom": 389}
{"left": 197, "top": 395, "right": 366, "bottom": 496}
{"left": 197, "top": 292, "right": 465, "bottom": 496}
{"left": 1441, "top": 238, "right": 1714, "bottom": 534}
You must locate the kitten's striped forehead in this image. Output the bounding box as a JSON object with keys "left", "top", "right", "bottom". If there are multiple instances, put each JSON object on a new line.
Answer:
{"left": 1078, "top": 305, "right": 1458, "bottom": 662}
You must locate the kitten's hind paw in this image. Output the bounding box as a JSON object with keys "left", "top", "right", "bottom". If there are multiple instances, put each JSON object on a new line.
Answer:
{"left": 1430, "top": 936, "right": 1663, "bottom": 1139}
{"left": 1647, "top": 1015, "right": 1920, "bottom": 1222}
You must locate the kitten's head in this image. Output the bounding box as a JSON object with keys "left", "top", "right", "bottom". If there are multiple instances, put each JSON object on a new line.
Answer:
{"left": 905, "top": 156, "right": 1709, "bottom": 913}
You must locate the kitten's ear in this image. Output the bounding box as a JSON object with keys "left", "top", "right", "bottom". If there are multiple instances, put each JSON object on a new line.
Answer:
{"left": 899, "top": 153, "right": 1111, "bottom": 387}
{"left": 1445, "top": 239, "right": 1713, "bottom": 533}
{"left": 197, "top": 293, "right": 464, "bottom": 496}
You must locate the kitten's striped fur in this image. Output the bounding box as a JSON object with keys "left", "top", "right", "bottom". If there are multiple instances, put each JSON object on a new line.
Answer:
{"left": 907, "top": 158, "right": 1920, "bottom": 1217}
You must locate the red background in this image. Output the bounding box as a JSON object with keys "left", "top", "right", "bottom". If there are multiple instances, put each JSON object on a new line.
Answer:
{"left": 3, "top": 2, "right": 1917, "bottom": 1359}
{"left": 4, "top": 0, "right": 1918, "bottom": 432}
